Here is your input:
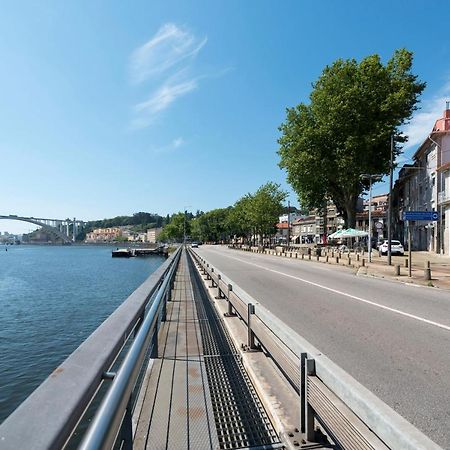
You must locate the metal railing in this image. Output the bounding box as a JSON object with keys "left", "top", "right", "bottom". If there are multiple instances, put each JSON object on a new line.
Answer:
{"left": 0, "top": 247, "right": 181, "bottom": 450}
{"left": 189, "top": 249, "right": 442, "bottom": 450}
{"left": 78, "top": 246, "right": 181, "bottom": 450}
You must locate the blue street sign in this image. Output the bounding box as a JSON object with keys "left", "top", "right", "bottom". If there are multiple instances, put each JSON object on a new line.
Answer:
{"left": 403, "top": 211, "right": 439, "bottom": 221}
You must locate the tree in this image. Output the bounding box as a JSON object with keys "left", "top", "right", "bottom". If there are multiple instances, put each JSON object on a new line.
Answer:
{"left": 251, "top": 182, "right": 287, "bottom": 242}
{"left": 226, "top": 194, "right": 254, "bottom": 241}
{"left": 278, "top": 49, "right": 425, "bottom": 227}
{"left": 159, "top": 212, "right": 189, "bottom": 242}
{"left": 193, "top": 208, "right": 231, "bottom": 242}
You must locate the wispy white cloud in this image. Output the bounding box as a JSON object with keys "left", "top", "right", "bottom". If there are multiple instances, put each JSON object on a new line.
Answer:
{"left": 129, "top": 23, "right": 210, "bottom": 128}
{"left": 131, "top": 74, "right": 198, "bottom": 128}
{"left": 403, "top": 79, "right": 450, "bottom": 150}
{"left": 130, "top": 23, "right": 207, "bottom": 84}
{"left": 151, "top": 137, "right": 186, "bottom": 154}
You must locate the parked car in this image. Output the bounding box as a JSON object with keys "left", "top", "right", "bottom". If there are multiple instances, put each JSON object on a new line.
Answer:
{"left": 378, "top": 240, "right": 404, "bottom": 256}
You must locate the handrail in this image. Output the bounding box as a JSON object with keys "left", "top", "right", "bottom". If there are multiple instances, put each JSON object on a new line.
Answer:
{"left": 0, "top": 247, "right": 181, "bottom": 450}
{"left": 79, "top": 247, "right": 181, "bottom": 450}
{"left": 189, "top": 248, "right": 442, "bottom": 450}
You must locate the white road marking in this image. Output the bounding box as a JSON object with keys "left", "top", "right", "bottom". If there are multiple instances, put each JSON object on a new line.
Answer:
{"left": 204, "top": 249, "right": 450, "bottom": 332}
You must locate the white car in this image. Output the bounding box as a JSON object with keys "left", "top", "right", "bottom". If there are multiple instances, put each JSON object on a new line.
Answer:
{"left": 378, "top": 240, "right": 404, "bottom": 256}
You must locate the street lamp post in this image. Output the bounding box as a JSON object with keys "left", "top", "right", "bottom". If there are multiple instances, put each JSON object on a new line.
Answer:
{"left": 183, "top": 205, "right": 192, "bottom": 246}
{"left": 387, "top": 135, "right": 394, "bottom": 265}
{"left": 361, "top": 174, "right": 383, "bottom": 263}
{"left": 287, "top": 201, "right": 290, "bottom": 248}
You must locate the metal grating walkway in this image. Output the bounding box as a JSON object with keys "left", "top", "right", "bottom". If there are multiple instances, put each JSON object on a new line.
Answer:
{"left": 133, "top": 249, "right": 280, "bottom": 449}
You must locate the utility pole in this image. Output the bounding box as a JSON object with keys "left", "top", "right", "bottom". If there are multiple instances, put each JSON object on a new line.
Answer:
{"left": 183, "top": 210, "right": 187, "bottom": 245}
{"left": 387, "top": 135, "right": 394, "bottom": 265}
{"left": 287, "top": 201, "right": 290, "bottom": 248}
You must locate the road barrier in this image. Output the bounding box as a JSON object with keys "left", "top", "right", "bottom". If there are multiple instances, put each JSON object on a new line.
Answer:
{"left": 189, "top": 249, "right": 442, "bottom": 450}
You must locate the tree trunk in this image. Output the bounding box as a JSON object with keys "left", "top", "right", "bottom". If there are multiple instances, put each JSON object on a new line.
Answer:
{"left": 343, "top": 194, "right": 358, "bottom": 228}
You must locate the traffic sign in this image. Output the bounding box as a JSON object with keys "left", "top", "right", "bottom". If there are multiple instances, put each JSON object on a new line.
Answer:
{"left": 375, "top": 221, "right": 383, "bottom": 230}
{"left": 403, "top": 211, "right": 439, "bottom": 221}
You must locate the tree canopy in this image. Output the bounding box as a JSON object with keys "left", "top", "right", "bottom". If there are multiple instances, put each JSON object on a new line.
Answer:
{"left": 278, "top": 48, "right": 425, "bottom": 227}
{"left": 158, "top": 182, "right": 287, "bottom": 244}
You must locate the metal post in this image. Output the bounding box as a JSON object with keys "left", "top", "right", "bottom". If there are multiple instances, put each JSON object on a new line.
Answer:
{"left": 300, "top": 353, "right": 307, "bottom": 433}
{"left": 226, "top": 283, "right": 235, "bottom": 316}
{"left": 183, "top": 209, "right": 187, "bottom": 245}
{"left": 287, "top": 200, "right": 291, "bottom": 248}
{"left": 247, "top": 303, "right": 256, "bottom": 349}
{"left": 408, "top": 223, "right": 412, "bottom": 277}
{"left": 305, "top": 358, "right": 316, "bottom": 442}
{"left": 387, "top": 135, "right": 394, "bottom": 265}
{"left": 368, "top": 177, "right": 372, "bottom": 263}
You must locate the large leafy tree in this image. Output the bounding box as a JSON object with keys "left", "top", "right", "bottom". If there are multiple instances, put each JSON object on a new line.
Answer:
{"left": 278, "top": 49, "right": 425, "bottom": 227}
{"left": 191, "top": 208, "right": 231, "bottom": 242}
{"left": 226, "top": 183, "right": 287, "bottom": 243}
{"left": 226, "top": 194, "right": 254, "bottom": 240}
{"left": 251, "top": 182, "right": 287, "bottom": 241}
{"left": 158, "top": 212, "right": 189, "bottom": 242}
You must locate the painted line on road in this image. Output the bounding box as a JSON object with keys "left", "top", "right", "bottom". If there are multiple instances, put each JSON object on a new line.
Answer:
{"left": 213, "top": 251, "right": 450, "bottom": 332}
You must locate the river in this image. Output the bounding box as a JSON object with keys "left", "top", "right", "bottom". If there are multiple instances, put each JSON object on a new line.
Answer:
{"left": 0, "top": 245, "right": 165, "bottom": 423}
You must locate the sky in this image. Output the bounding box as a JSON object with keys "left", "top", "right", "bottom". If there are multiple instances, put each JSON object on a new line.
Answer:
{"left": 1, "top": 0, "right": 450, "bottom": 234}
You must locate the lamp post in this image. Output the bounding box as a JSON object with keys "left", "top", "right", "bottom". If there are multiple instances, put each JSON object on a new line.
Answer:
{"left": 183, "top": 205, "right": 192, "bottom": 246}
{"left": 387, "top": 135, "right": 394, "bottom": 265}
{"left": 361, "top": 174, "right": 383, "bottom": 262}
{"left": 287, "top": 201, "right": 290, "bottom": 248}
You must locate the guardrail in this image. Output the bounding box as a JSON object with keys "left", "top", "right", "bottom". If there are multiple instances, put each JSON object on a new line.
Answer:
{"left": 0, "top": 247, "right": 181, "bottom": 450}
{"left": 189, "top": 248, "right": 442, "bottom": 450}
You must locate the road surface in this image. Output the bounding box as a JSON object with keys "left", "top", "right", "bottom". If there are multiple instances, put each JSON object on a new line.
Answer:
{"left": 195, "top": 245, "right": 450, "bottom": 448}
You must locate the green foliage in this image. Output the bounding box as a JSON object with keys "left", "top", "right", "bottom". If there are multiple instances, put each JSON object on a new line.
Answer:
{"left": 191, "top": 208, "right": 231, "bottom": 242}
{"left": 86, "top": 212, "right": 165, "bottom": 231}
{"left": 251, "top": 182, "right": 288, "bottom": 238}
{"left": 278, "top": 48, "right": 425, "bottom": 227}
{"left": 159, "top": 212, "right": 189, "bottom": 242}
{"left": 226, "top": 182, "right": 287, "bottom": 242}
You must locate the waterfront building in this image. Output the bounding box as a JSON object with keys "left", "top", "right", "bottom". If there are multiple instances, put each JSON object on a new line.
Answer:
{"left": 393, "top": 105, "right": 450, "bottom": 254}
{"left": 85, "top": 227, "right": 122, "bottom": 242}
{"left": 147, "top": 227, "right": 162, "bottom": 243}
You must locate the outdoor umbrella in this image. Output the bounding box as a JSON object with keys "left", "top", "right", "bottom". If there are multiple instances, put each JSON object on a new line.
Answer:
{"left": 328, "top": 229, "right": 344, "bottom": 239}
{"left": 339, "top": 228, "right": 368, "bottom": 238}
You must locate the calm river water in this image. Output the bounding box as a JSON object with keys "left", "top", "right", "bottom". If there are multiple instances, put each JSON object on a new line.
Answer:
{"left": 0, "top": 245, "right": 165, "bottom": 423}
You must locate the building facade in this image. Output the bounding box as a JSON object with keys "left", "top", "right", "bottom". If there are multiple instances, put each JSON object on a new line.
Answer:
{"left": 393, "top": 105, "right": 450, "bottom": 254}
{"left": 147, "top": 227, "right": 162, "bottom": 243}
{"left": 85, "top": 227, "right": 122, "bottom": 242}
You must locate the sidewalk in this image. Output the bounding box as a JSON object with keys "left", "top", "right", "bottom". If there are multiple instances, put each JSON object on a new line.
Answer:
{"left": 358, "top": 251, "right": 450, "bottom": 290}
{"left": 240, "top": 246, "right": 450, "bottom": 291}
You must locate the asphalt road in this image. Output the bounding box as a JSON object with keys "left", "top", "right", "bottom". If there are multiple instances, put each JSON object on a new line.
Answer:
{"left": 195, "top": 245, "right": 450, "bottom": 449}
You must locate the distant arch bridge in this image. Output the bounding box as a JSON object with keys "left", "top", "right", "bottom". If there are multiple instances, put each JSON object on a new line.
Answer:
{"left": 0, "top": 215, "right": 85, "bottom": 243}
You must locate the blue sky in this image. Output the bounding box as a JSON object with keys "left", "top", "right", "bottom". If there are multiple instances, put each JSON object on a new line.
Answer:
{"left": 1, "top": 0, "right": 450, "bottom": 233}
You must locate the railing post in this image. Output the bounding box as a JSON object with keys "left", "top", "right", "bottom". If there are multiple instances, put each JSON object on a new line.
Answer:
{"left": 225, "top": 283, "right": 235, "bottom": 317}
{"left": 247, "top": 303, "right": 256, "bottom": 349}
{"left": 305, "top": 358, "right": 316, "bottom": 442}
{"left": 300, "top": 352, "right": 307, "bottom": 434}
{"left": 210, "top": 268, "right": 217, "bottom": 287}
{"left": 215, "top": 274, "right": 224, "bottom": 299}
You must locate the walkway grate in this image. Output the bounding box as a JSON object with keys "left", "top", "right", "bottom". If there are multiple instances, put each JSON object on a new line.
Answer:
{"left": 188, "top": 255, "right": 280, "bottom": 450}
